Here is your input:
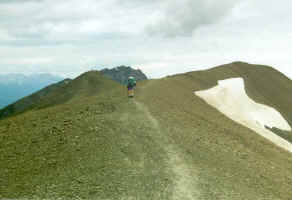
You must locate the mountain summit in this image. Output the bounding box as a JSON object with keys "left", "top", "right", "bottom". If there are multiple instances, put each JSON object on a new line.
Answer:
{"left": 1, "top": 62, "right": 292, "bottom": 200}
{"left": 100, "top": 66, "right": 147, "bottom": 85}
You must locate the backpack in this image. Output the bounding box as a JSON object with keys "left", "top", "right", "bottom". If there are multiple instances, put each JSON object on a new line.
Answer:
{"left": 128, "top": 77, "right": 136, "bottom": 88}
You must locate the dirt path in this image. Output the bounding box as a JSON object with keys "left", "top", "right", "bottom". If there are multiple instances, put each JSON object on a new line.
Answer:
{"left": 134, "top": 101, "right": 198, "bottom": 200}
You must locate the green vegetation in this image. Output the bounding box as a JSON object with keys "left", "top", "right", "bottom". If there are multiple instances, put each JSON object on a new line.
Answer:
{"left": 0, "top": 71, "right": 117, "bottom": 120}
{"left": 0, "top": 62, "right": 292, "bottom": 199}
{"left": 0, "top": 86, "right": 173, "bottom": 199}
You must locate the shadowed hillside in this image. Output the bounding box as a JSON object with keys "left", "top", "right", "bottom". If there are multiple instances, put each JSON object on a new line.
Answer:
{"left": 0, "top": 62, "right": 292, "bottom": 200}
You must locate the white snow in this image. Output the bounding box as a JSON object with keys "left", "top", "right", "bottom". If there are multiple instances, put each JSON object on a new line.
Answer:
{"left": 195, "top": 78, "right": 292, "bottom": 153}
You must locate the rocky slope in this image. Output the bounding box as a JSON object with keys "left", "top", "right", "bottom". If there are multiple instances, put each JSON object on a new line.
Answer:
{"left": 100, "top": 66, "right": 147, "bottom": 85}
{"left": 0, "top": 62, "right": 291, "bottom": 200}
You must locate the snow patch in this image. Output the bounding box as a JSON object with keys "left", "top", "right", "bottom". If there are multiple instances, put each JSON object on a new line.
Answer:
{"left": 195, "top": 78, "right": 292, "bottom": 153}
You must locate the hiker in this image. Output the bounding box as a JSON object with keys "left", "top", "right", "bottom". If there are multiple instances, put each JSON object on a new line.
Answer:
{"left": 127, "top": 76, "right": 136, "bottom": 98}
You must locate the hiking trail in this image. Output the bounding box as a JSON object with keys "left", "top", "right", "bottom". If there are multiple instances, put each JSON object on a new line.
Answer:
{"left": 134, "top": 101, "right": 199, "bottom": 200}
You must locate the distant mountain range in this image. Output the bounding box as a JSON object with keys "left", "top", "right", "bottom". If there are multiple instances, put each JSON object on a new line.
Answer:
{"left": 0, "top": 73, "right": 63, "bottom": 108}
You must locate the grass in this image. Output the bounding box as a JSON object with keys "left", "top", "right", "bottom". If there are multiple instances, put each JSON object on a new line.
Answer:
{"left": 135, "top": 62, "right": 292, "bottom": 199}
{"left": 0, "top": 71, "right": 118, "bottom": 120}
{"left": 0, "top": 62, "right": 292, "bottom": 199}
{"left": 0, "top": 89, "right": 174, "bottom": 199}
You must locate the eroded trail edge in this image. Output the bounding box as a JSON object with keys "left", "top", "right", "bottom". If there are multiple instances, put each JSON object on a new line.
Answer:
{"left": 134, "top": 101, "right": 198, "bottom": 200}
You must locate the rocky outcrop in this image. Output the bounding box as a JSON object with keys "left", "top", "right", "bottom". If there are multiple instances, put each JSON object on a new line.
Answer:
{"left": 100, "top": 66, "right": 147, "bottom": 85}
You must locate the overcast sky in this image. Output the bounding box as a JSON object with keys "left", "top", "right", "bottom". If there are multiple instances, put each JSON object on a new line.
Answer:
{"left": 1, "top": 0, "right": 292, "bottom": 78}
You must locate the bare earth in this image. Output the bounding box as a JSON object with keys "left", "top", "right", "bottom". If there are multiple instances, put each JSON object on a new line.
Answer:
{"left": 135, "top": 101, "right": 199, "bottom": 200}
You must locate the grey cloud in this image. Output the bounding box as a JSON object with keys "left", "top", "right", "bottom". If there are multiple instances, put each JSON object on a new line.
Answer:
{"left": 0, "top": 0, "right": 43, "bottom": 4}
{"left": 146, "top": 0, "right": 242, "bottom": 37}
{"left": 0, "top": 0, "right": 141, "bottom": 44}
{"left": 1, "top": 0, "right": 292, "bottom": 79}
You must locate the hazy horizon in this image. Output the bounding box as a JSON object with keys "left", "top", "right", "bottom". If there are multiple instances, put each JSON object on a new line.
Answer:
{"left": 0, "top": 61, "right": 291, "bottom": 80}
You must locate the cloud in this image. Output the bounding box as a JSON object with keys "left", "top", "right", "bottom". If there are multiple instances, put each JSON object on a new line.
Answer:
{"left": 146, "top": 0, "right": 242, "bottom": 37}
{"left": 0, "top": 0, "right": 43, "bottom": 3}
{"left": 0, "top": 0, "right": 243, "bottom": 43}
{"left": 0, "top": 0, "right": 153, "bottom": 45}
{"left": 0, "top": 0, "right": 292, "bottom": 79}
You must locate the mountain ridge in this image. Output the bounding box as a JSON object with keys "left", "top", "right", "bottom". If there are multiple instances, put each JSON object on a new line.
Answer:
{"left": 1, "top": 62, "right": 292, "bottom": 199}
{"left": 100, "top": 65, "right": 147, "bottom": 85}
{"left": 0, "top": 71, "right": 120, "bottom": 120}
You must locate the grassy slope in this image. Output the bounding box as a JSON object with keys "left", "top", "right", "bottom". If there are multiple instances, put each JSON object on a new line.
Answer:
{"left": 0, "top": 71, "right": 117, "bottom": 120}
{"left": 1, "top": 62, "right": 292, "bottom": 200}
{"left": 136, "top": 62, "right": 292, "bottom": 200}
{"left": 0, "top": 77, "right": 173, "bottom": 199}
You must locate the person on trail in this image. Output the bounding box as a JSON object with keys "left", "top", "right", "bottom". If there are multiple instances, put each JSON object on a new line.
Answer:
{"left": 127, "top": 76, "right": 136, "bottom": 98}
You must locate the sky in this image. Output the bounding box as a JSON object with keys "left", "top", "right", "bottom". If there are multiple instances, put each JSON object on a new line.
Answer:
{"left": 1, "top": 0, "right": 292, "bottom": 78}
